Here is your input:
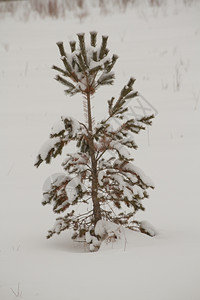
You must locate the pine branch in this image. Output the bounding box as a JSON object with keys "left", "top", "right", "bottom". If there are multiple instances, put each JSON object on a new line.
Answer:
{"left": 89, "top": 65, "right": 102, "bottom": 75}
{"left": 124, "top": 91, "right": 138, "bottom": 100}
{"left": 107, "top": 78, "right": 137, "bottom": 118}
{"left": 77, "top": 33, "right": 88, "bottom": 67}
{"left": 90, "top": 31, "right": 97, "bottom": 47}
{"left": 69, "top": 40, "right": 76, "bottom": 53}
{"left": 35, "top": 117, "right": 83, "bottom": 167}
{"left": 106, "top": 54, "right": 118, "bottom": 72}
{"left": 55, "top": 75, "right": 75, "bottom": 89}
{"left": 97, "top": 71, "right": 115, "bottom": 86}
{"left": 92, "top": 50, "right": 98, "bottom": 62}
{"left": 56, "top": 41, "right": 66, "bottom": 57}
{"left": 61, "top": 56, "right": 73, "bottom": 74}
{"left": 99, "top": 35, "right": 108, "bottom": 60}
{"left": 139, "top": 115, "right": 154, "bottom": 126}
{"left": 76, "top": 53, "right": 87, "bottom": 71}
{"left": 52, "top": 65, "right": 69, "bottom": 77}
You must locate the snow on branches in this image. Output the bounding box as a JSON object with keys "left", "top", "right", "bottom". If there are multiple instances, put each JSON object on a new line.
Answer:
{"left": 52, "top": 32, "right": 118, "bottom": 96}
{"left": 35, "top": 116, "right": 85, "bottom": 167}
{"left": 35, "top": 32, "right": 156, "bottom": 251}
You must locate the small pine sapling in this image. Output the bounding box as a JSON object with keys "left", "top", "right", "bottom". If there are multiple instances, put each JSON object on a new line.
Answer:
{"left": 35, "top": 32, "right": 155, "bottom": 251}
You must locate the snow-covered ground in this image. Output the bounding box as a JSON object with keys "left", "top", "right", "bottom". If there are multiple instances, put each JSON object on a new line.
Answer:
{"left": 1, "top": 2, "right": 200, "bottom": 299}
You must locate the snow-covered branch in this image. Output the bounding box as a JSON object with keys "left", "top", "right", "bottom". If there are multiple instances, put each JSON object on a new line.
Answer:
{"left": 35, "top": 116, "right": 83, "bottom": 167}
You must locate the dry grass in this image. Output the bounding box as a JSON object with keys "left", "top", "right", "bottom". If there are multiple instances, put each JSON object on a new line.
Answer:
{"left": 0, "top": 0, "right": 199, "bottom": 20}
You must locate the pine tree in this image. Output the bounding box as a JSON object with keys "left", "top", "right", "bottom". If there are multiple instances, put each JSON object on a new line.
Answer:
{"left": 35, "top": 32, "right": 155, "bottom": 251}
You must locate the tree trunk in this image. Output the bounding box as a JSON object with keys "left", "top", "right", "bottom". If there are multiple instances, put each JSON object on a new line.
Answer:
{"left": 86, "top": 90, "right": 101, "bottom": 225}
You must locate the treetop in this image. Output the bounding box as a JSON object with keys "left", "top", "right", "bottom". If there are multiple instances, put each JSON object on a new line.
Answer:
{"left": 52, "top": 32, "right": 119, "bottom": 96}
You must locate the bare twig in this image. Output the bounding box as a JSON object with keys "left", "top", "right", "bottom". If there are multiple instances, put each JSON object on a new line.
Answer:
{"left": 10, "top": 282, "right": 22, "bottom": 298}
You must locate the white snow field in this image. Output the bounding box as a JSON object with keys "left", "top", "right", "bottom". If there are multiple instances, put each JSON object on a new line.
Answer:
{"left": 1, "top": 1, "right": 200, "bottom": 299}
